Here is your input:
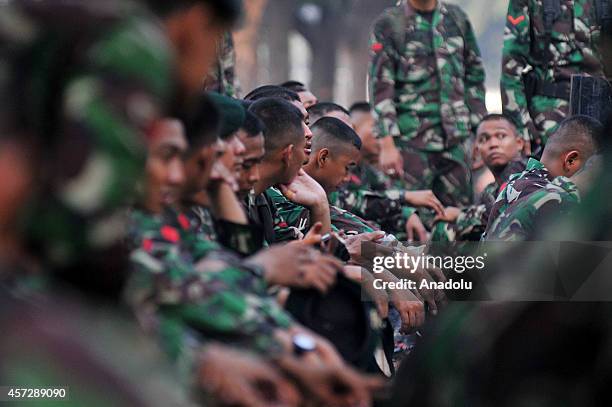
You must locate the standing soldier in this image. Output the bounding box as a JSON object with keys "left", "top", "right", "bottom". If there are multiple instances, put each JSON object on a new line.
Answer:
{"left": 501, "top": 0, "right": 610, "bottom": 154}
{"left": 368, "top": 0, "right": 487, "bottom": 209}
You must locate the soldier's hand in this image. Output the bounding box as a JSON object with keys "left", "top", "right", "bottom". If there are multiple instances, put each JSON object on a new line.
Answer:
{"left": 379, "top": 136, "right": 404, "bottom": 178}
{"left": 342, "top": 231, "right": 386, "bottom": 265}
{"left": 405, "top": 213, "right": 428, "bottom": 242}
{"left": 404, "top": 190, "right": 445, "bottom": 216}
{"left": 249, "top": 244, "right": 340, "bottom": 293}
{"left": 279, "top": 169, "right": 327, "bottom": 209}
{"left": 278, "top": 357, "right": 385, "bottom": 407}
{"left": 208, "top": 161, "right": 238, "bottom": 191}
{"left": 198, "top": 344, "right": 301, "bottom": 407}
{"left": 389, "top": 289, "right": 425, "bottom": 333}
{"left": 434, "top": 206, "right": 461, "bottom": 223}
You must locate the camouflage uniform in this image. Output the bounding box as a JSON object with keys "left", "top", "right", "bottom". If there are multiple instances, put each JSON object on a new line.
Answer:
{"left": 331, "top": 162, "right": 417, "bottom": 237}
{"left": 432, "top": 158, "right": 528, "bottom": 241}
{"left": 484, "top": 158, "right": 580, "bottom": 241}
{"left": 368, "top": 0, "right": 487, "bottom": 207}
{"left": 203, "top": 31, "right": 238, "bottom": 97}
{"left": 266, "top": 188, "right": 377, "bottom": 238}
{"left": 501, "top": 0, "right": 608, "bottom": 148}
{"left": 125, "top": 208, "right": 292, "bottom": 362}
{"left": 0, "top": 0, "right": 173, "bottom": 269}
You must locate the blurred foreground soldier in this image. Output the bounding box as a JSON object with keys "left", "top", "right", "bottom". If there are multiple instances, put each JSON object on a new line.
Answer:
{"left": 431, "top": 114, "right": 527, "bottom": 241}
{"left": 368, "top": 0, "right": 487, "bottom": 208}
{"left": 203, "top": 31, "right": 238, "bottom": 97}
{"left": 501, "top": 0, "right": 610, "bottom": 153}
{"left": 484, "top": 115, "right": 602, "bottom": 241}
{"left": 281, "top": 80, "right": 318, "bottom": 109}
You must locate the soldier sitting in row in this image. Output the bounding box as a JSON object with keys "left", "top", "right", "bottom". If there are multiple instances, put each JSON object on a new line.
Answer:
{"left": 484, "top": 115, "right": 602, "bottom": 241}
{"left": 431, "top": 114, "right": 528, "bottom": 241}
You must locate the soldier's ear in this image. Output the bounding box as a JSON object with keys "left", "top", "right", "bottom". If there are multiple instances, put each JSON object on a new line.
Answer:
{"left": 317, "top": 149, "right": 329, "bottom": 167}
{"left": 563, "top": 150, "right": 580, "bottom": 173}
{"left": 281, "top": 144, "right": 294, "bottom": 167}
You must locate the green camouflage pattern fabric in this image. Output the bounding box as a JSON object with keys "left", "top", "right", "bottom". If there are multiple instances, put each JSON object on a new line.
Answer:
{"left": 266, "top": 188, "right": 310, "bottom": 242}
{"left": 368, "top": 0, "right": 487, "bottom": 152}
{"left": 184, "top": 205, "right": 218, "bottom": 242}
{"left": 1, "top": 0, "right": 173, "bottom": 268}
{"left": 0, "top": 282, "right": 194, "bottom": 407}
{"left": 432, "top": 158, "right": 528, "bottom": 242}
{"left": 484, "top": 158, "right": 580, "bottom": 241}
{"left": 125, "top": 208, "right": 291, "bottom": 362}
{"left": 203, "top": 31, "right": 237, "bottom": 97}
{"left": 266, "top": 187, "right": 378, "bottom": 238}
{"left": 501, "top": 0, "right": 607, "bottom": 147}
{"left": 331, "top": 162, "right": 417, "bottom": 236}
{"left": 400, "top": 143, "right": 473, "bottom": 207}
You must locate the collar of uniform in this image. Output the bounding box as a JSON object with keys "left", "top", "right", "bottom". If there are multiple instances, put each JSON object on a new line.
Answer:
{"left": 525, "top": 157, "right": 546, "bottom": 172}
{"left": 403, "top": 0, "right": 442, "bottom": 18}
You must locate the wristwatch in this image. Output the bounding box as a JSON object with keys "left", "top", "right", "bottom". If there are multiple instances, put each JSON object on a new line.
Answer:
{"left": 292, "top": 333, "right": 317, "bottom": 357}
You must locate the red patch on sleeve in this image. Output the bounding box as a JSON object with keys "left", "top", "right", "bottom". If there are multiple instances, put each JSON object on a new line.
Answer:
{"left": 371, "top": 42, "right": 384, "bottom": 53}
{"left": 142, "top": 238, "right": 153, "bottom": 252}
{"left": 499, "top": 181, "right": 509, "bottom": 192}
{"left": 278, "top": 222, "right": 288, "bottom": 228}
{"left": 507, "top": 15, "right": 525, "bottom": 26}
{"left": 160, "top": 226, "right": 180, "bottom": 243}
{"left": 177, "top": 213, "right": 190, "bottom": 230}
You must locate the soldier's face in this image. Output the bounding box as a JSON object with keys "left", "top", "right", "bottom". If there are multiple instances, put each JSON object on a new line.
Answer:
{"left": 292, "top": 101, "right": 312, "bottom": 161}
{"left": 183, "top": 138, "right": 226, "bottom": 196}
{"left": 316, "top": 147, "right": 360, "bottom": 193}
{"left": 353, "top": 112, "right": 380, "bottom": 160}
{"left": 237, "top": 133, "right": 265, "bottom": 198}
{"left": 219, "top": 132, "right": 246, "bottom": 179}
{"left": 144, "top": 119, "right": 188, "bottom": 214}
{"left": 170, "top": 5, "right": 226, "bottom": 96}
{"left": 299, "top": 90, "right": 318, "bottom": 109}
{"left": 477, "top": 120, "right": 523, "bottom": 171}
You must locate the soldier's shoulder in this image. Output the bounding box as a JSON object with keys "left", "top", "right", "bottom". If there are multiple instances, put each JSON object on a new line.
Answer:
{"left": 372, "top": 5, "right": 405, "bottom": 35}
{"left": 442, "top": 2, "right": 471, "bottom": 23}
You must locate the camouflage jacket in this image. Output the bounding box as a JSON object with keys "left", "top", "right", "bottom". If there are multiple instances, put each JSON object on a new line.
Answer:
{"left": 368, "top": 0, "right": 487, "bottom": 152}
{"left": 184, "top": 204, "right": 262, "bottom": 256}
{"left": 484, "top": 158, "right": 580, "bottom": 241}
{"left": 203, "top": 31, "right": 237, "bottom": 97}
{"left": 125, "top": 208, "right": 292, "bottom": 362}
{"left": 432, "top": 158, "right": 528, "bottom": 241}
{"left": 266, "top": 188, "right": 378, "bottom": 238}
{"left": 2, "top": 0, "right": 173, "bottom": 269}
{"left": 331, "top": 162, "right": 417, "bottom": 236}
{"left": 501, "top": 0, "right": 607, "bottom": 146}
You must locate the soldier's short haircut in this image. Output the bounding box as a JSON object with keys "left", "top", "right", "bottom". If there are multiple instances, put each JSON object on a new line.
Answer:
{"left": 243, "top": 85, "right": 300, "bottom": 103}
{"left": 144, "top": 0, "right": 242, "bottom": 24}
{"left": 308, "top": 102, "right": 350, "bottom": 124}
{"left": 280, "top": 80, "right": 307, "bottom": 93}
{"left": 349, "top": 102, "right": 372, "bottom": 116}
{"left": 249, "top": 97, "right": 304, "bottom": 153}
{"left": 544, "top": 115, "right": 603, "bottom": 157}
{"left": 180, "top": 93, "right": 221, "bottom": 149}
{"left": 241, "top": 110, "right": 265, "bottom": 138}
{"left": 310, "top": 117, "right": 362, "bottom": 155}
{"left": 479, "top": 113, "right": 518, "bottom": 133}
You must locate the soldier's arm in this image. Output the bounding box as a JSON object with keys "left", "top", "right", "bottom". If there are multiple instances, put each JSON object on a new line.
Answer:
{"left": 461, "top": 11, "right": 488, "bottom": 131}
{"left": 501, "top": 0, "right": 534, "bottom": 144}
{"left": 368, "top": 18, "right": 400, "bottom": 140}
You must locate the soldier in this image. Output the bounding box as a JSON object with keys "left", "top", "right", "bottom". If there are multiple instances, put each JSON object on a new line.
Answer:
{"left": 308, "top": 102, "right": 353, "bottom": 126}
{"left": 431, "top": 114, "right": 528, "bottom": 241}
{"left": 333, "top": 102, "right": 445, "bottom": 241}
{"left": 203, "top": 31, "right": 238, "bottom": 97}
{"left": 281, "top": 80, "right": 319, "bottom": 109}
{"left": 248, "top": 97, "right": 330, "bottom": 242}
{"left": 501, "top": 0, "right": 610, "bottom": 153}
{"left": 368, "top": 0, "right": 487, "bottom": 209}
{"left": 484, "top": 115, "right": 602, "bottom": 241}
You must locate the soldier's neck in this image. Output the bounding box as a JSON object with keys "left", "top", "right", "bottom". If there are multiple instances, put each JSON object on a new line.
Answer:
{"left": 408, "top": 0, "right": 437, "bottom": 12}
